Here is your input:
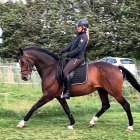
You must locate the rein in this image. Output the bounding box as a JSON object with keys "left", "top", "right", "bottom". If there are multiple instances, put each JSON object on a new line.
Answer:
{"left": 36, "top": 62, "right": 58, "bottom": 72}
{"left": 20, "top": 54, "right": 58, "bottom": 73}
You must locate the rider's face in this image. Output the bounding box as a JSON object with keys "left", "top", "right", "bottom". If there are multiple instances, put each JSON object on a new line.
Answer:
{"left": 77, "top": 26, "right": 83, "bottom": 32}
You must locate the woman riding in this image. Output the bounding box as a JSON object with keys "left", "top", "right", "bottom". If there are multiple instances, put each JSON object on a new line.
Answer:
{"left": 59, "top": 19, "right": 89, "bottom": 99}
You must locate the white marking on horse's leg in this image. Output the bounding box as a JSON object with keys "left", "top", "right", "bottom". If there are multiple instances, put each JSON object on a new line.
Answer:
{"left": 126, "top": 126, "right": 133, "bottom": 132}
{"left": 67, "top": 125, "right": 73, "bottom": 130}
{"left": 89, "top": 116, "right": 98, "bottom": 127}
{"left": 17, "top": 120, "right": 25, "bottom": 128}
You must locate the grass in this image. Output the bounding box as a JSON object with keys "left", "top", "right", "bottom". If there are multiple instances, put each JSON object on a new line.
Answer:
{"left": 0, "top": 84, "right": 140, "bottom": 140}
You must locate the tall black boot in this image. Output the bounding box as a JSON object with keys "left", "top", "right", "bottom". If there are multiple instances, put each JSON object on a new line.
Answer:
{"left": 62, "top": 75, "right": 71, "bottom": 99}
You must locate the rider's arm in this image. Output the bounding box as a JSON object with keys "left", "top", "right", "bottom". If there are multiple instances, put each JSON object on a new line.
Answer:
{"left": 61, "top": 43, "right": 72, "bottom": 53}
{"left": 68, "top": 34, "right": 88, "bottom": 58}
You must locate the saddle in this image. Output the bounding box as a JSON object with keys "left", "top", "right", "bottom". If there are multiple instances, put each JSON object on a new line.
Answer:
{"left": 56, "top": 58, "right": 88, "bottom": 86}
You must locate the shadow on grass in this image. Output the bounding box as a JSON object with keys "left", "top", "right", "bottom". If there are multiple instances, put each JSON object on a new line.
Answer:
{"left": 0, "top": 101, "right": 140, "bottom": 120}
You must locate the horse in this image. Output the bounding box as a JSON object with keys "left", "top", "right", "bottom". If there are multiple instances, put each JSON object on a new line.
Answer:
{"left": 14, "top": 46, "right": 140, "bottom": 131}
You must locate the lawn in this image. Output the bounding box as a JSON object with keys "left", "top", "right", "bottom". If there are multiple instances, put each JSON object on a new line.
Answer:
{"left": 0, "top": 84, "right": 140, "bottom": 140}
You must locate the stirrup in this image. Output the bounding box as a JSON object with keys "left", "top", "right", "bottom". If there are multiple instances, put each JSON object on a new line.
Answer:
{"left": 62, "top": 91, "right": 70, "bottom": 99}
{"left": 62, "top": 94, "right": 70, "bottom": 99}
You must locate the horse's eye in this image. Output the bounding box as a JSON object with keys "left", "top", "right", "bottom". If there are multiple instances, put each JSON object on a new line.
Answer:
{"left": 21, "top": 61, "right": 24, "bottom": 65}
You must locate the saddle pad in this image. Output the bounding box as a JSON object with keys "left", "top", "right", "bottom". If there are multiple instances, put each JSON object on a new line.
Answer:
{"left": 70, "top": 64, "right": 88, "bottom": 85}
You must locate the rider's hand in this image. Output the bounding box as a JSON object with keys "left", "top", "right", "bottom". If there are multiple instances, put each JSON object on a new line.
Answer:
{"left": 66, "top": 54, "right": 70, "bottom": 58}
{"left": 58, "top": 51, "right": 63, "bottom": 56}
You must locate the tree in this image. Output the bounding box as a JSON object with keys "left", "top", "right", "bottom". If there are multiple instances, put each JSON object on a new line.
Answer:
{"left": 0, "top": 0, "right": 139, "bottom": 60}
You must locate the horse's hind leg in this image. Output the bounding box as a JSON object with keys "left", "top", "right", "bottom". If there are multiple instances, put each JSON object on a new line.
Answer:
{"left": 57, "top": 97, "right": 75, "bottom": 130}
{"left": 89, "top": 88, "right": 110, "bottom": 127}
{"left": 115, "top": 95, "right": 133, "bottom": 131}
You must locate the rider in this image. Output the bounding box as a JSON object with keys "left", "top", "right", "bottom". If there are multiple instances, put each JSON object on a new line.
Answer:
{"left": 59, "top": 19, "right": 89, "bottom": 99}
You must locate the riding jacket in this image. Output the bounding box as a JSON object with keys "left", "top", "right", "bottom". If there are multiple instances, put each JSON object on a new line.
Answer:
{"left": 61, "top": 32, "right": 88, "bottom": 59}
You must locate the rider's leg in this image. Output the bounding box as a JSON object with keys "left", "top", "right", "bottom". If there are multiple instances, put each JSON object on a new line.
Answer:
{"left": 62, "top": 74, "right": 71, "bottom": 99}
{"left": 62, "top": 58, "right": 83, "bottom": 99}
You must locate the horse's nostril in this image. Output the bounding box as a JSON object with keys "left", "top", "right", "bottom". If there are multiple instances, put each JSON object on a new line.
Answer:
{"left": 22, "top": 77, "right": 28, "bottom": 81}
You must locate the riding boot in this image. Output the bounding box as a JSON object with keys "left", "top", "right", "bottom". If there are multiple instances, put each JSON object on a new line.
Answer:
{"left": 62, "top": 75, "right": 71, "bottom": 99}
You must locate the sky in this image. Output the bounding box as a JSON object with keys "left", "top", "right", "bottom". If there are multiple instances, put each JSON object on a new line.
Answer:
{"left": 0, "top": 28, "right": 2, "bottom": 44}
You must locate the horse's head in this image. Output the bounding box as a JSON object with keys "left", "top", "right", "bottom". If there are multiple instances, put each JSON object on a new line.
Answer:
{"left": 14, "top": 48, "right": 35, "bottom": 81}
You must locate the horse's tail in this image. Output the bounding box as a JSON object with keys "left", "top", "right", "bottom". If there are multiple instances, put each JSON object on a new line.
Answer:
{"left": 118, "top": 66, "right": 140, "bottom": 93}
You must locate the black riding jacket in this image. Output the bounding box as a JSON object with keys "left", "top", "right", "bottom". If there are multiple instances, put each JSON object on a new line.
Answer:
{"left": 62, "top": 32, "right": 88, "bottom": 59}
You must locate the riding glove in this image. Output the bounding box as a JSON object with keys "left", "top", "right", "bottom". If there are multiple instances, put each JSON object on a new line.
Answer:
{"left": 59, "top": 50, "right": 64, "bottom": 56}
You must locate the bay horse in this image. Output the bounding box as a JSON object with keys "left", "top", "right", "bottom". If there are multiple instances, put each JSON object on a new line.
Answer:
{"left": 14, "top": 47, "right": 140, "bottom": 131}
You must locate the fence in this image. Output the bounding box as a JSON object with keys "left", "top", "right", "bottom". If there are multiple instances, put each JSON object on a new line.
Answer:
{"left": 0, "top": 62, "right": 139, "bottom": 85}
{"left": 0, "top": 62, "right": 41, "bottom": 85}
{"left": 0, "top": 62, "right": 140, "bottom": 97}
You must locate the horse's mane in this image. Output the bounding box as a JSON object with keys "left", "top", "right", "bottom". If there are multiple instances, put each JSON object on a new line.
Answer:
{"left": 24, "top": 46, "right": 59, "bottom": 61}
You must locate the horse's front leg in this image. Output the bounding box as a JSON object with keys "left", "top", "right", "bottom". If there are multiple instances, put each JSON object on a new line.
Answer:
{"left": 56, "top": 97, "right": 75, "bottom": 130}
{"left": 17, "top": 94, "right": 53, "bottom": 128}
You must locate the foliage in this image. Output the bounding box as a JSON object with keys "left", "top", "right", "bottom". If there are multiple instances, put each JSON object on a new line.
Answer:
{"left": 0, "top": 0, "right": 139, "bottom": 60}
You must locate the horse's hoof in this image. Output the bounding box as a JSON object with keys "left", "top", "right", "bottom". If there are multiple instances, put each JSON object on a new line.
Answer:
{"left": 17, "top": 124, "right": 24, "bottom": 128}
{"left": 17, "top": 120, "right": 25, "bottom": 128}
{"left": 89, "top": 116, "right": 98, "bottom": 128}
{"left": 89, "top": 123, "right": 94, "bottom": 128}
{"left": 126, "top": 126, "right": 133, "bottom": 132}
{"left": 67, "top": 125, "right": 73, "bottom": 130}
{"left": 126, "top": 129, "right": 133, "bottom": 132}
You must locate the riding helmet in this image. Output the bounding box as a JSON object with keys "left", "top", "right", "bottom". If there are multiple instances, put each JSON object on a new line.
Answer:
{"left": 76, "top": 19, "right": 88, "bottom": 28}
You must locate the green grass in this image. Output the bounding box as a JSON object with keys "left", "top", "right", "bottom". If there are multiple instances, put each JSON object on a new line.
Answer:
{"left": 0, "top": 84, "right": 140, "bottom": 140}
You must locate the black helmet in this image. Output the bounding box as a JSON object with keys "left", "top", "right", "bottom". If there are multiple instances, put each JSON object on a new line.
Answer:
{"left": 76, "top": 19, "right": 88, "bottom": 28}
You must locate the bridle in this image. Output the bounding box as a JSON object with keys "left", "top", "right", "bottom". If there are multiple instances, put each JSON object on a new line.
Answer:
{"left": 19, "top": 55, "right": 36, "bottom": 74}
{"left": 20, "top": 54, "right": 58, "bottom": 74}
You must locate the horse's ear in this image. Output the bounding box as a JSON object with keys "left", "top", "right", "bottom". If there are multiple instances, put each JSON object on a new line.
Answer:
{"left": 19, "top": 48, "right": 23, "bottom": 56}
{"left": 14, "top": 50, "right": 19, "bottom": 55}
